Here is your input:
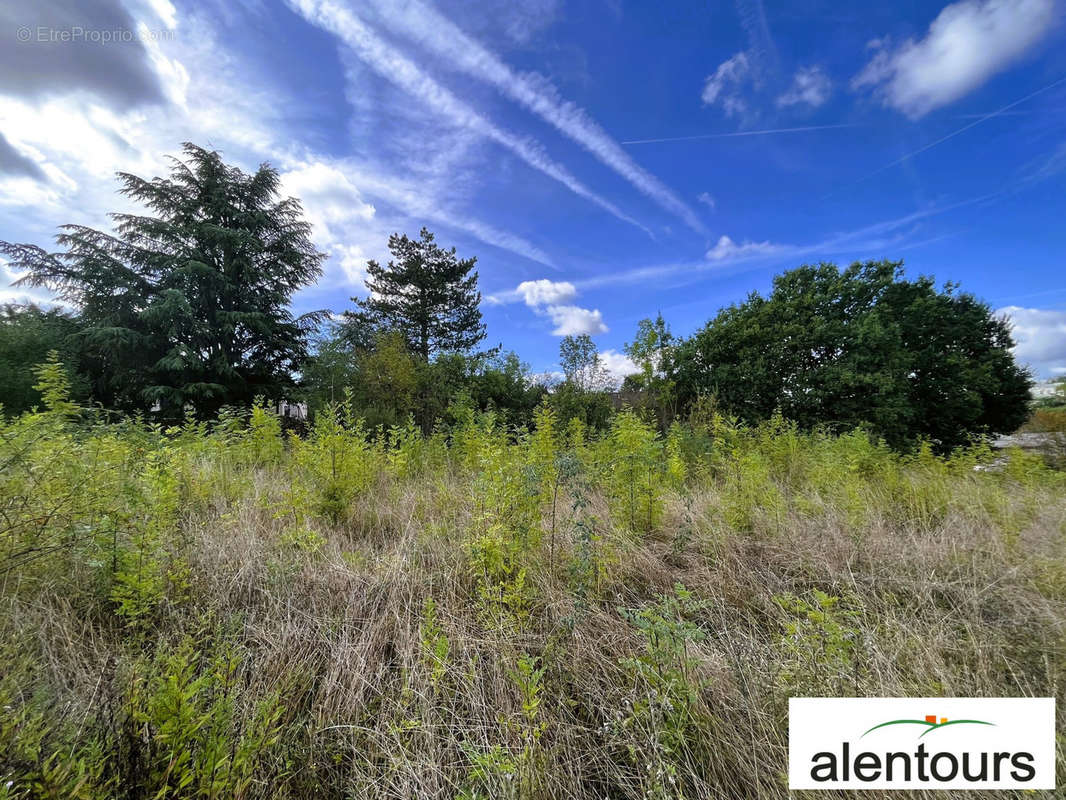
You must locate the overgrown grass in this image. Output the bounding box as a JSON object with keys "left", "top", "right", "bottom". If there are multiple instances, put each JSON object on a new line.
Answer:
{"left": 2, "top": 362, "right": 1065, "bottom": 798}
{"left": 1023, "top": 407, "right": 1066, "bottom": 434}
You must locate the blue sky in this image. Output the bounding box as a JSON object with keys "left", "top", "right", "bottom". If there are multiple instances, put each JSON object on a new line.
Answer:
{"left": 1, "top": 0, "right": 1065, "bottom": 380}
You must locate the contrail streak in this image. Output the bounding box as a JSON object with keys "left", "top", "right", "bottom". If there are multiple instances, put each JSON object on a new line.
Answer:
{"left": 288, "top": 0, "right": 652, "bottom": 236}
{"left": 621, "top": 124, "right": 861, "bottom": 145}
{"left": 829, "top": 74, "right": 1066, "bottom": 195}
{"left": 361, "top": 0, "right": 705, "bottom": 233}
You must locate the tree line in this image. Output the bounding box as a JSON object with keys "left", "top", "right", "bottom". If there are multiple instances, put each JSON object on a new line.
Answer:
{"left": 0, "top": 143, "right": 1033, "bottom": 450}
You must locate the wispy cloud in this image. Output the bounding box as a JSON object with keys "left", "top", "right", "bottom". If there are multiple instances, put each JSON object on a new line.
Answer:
{"left": 776, "top": 65, "right": 832, "bottom": 109}
{"left": 706, "top": 235, "right": 782, "bottom": 261}
{"left": 1016, "top": 140, "right": 1066, "bottom": 186}
{"left": 329, "top": 160, "right": 559, "bottom": 270}
{"left": 288, "top": 0, "right": 651, "bottom": 236}
{"left": 853, "top": 0, "right": 1057, "bottom": 118}
{"left": 579, "top": 195, "right": 997, "bottom": 291}
{"left": 700, "top": 0, "right": 781, "bottom": 121}
{"left": 701, "top": 52, "right": 755, "bottom": 118}
{"left": 735, "top": 0, "right": 780, "bottom": 74}
{"left": 362, "top": 0, "right": 705, "bottom": 233}
{"left": 281, "top": 158, "right": 554, "bottom": 290}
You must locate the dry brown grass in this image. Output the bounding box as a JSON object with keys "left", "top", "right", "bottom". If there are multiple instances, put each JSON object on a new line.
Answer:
{"left": 2, "top": 415, "right": 1066, "bottom": 799}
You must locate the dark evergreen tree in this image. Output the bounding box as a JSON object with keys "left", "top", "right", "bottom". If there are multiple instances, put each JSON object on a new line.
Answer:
{"left": 348, "top": 228, "right": 485, "bottom": 360}
{"left": 0, "top": 143, "right": 325, "bottom": 417}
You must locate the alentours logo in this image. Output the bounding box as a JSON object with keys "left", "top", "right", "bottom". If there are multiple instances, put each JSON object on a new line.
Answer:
{"left": 789, "top": 698, "right": 1055, "bottom": 790}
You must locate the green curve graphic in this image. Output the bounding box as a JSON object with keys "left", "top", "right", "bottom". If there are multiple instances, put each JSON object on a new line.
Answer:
{"left": 861, "top": 718, "right": 994, "bottom": 738}
{"left": 918, "top": 719, "right": 995, "bottom": 738}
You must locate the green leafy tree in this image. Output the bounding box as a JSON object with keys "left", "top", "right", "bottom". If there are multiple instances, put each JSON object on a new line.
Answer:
{"left": 348, "top": 228, "right": 485, "bottom": 360}
{"left": 559, "top": 334, "right": 608, "bottom": 392}
{"left": 670, "top": 260, "right": 1032, "bottom": 450}
{"left": 552, "top": 334, "right": 613, "bottom": 429}
{"left": 622, "top": 313, "right": 676, "bottom": 427}
{"left": 354, "top": 330, "right": 420, "bottom": 429}
{"left": 302, "top": 318, "right": 544, "bottom": 430}
{"left": 0, "top": 143, "right": 326, "bottom": 418}
{"left": 0, "top": 304, "right": 88, "bottom": 415}
{"left": 427, "top": 350, "right": 547, "bottom": 430}
{"left": 300, "top": 324, "right": 363, "bottom": 413}
{"left": 469, "top": 351, "right": 548, "bottom": 427}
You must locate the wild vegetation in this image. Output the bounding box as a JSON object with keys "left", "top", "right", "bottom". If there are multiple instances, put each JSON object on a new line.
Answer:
{"left": 1, "top": 359, "right": 1064, "bottom": 799}
{"left": 1, "top": 143, "right": 1060, "bottom": 798}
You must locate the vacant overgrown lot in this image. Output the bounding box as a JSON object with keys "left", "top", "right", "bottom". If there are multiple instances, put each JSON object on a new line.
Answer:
{"left": 2, "top": 371, "right": 1065, "bottom": 799}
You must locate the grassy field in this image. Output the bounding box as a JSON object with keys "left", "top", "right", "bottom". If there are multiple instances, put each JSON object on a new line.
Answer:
{"left": 2, "top": 370, "right": 1065, "bottom": 798}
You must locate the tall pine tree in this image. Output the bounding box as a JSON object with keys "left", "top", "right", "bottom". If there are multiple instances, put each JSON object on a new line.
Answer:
{"left": 350, "top": 228, "right": 485, "bottom": 360}
{"left": 0, "top": 143, "right": 326, "bottom": 418}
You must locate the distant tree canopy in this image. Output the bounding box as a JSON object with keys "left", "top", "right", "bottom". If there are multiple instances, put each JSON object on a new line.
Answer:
{"left": 347, "top": 228, "right": 485, "bottom": 360}
{"left": 0, "top": 304, "right": 88, "bottom": 415}
{"left": 0, "top": 143, "right": 1039, "bottom": 449}
{"left": 0, "top": 143, "right": 325, "bottom": 418}
{"left": 670, "top": 260, "right": 1033, "bottom": 450}
{"left": 314, "top": 229, "right": 531, "bottom": 431}
{"left": 622, "top": 313, "right": 676, "bottom": 427}
{"left": 302, "top": 323, "right": 546, "bottom": 432}
{"left": 549, "top": 334, "right": 614, "bottom": 429}
{"left": 558, "top": 333, "right": 607, "bottom": 391}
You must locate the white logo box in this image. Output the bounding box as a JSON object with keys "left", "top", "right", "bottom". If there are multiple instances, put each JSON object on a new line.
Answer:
{"left": 789, "top": 697, "right": 1055, "bottom": 790}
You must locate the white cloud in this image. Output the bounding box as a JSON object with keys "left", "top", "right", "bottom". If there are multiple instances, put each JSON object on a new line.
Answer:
{"left": 287, "top": 0, "right": 650, "bottom": 235}
{"left": 281, "top": 162, "right": 377, "bottom": 284}
{"left": 492, "top": 277, "right": 607, "bottom": 335}
{"left": 515, "top": 279, "right": 577, "bottom": 306}
{"left": 139, "top": 0, "right": 179, "bottom": 29}
{"left": 999, "top": 305, "right": 1066, "bottom": 377}
{"left": 0, "top": 10, "right": 298, "bottom": 252}
{"left": 0, "top": 258, "right": 59, "bottom": 306}
{"left": 701, "top": 51, "right": 753, "bottom": 117}
{"left": 544, "top": 305, "right": 607, "bottom": 336}
{"left": 852, "top": 0, "right": 1056, "bottom": 118}
{"left": 697, "top": 191, "right": 716, "bottom": 211}
{"left": 140, "top": 22, "right": 191, "bottom": 108}
{"left": 705, "top": 234, "right": 782, "bottom": 261}
{"left": 529, "top": 369, "right": 565, "bottom": 387}
{"left": 776, "top": 65, "right": 831, "bottom": 108}
{"left": 486, "top": 278, "right": 574, "bottom": 305}
{"left": 361, "top": 0, "right": 705, "bottom": 233}
{"left": 598, "top": 349, "right": 639, "bottom": 384}
{"left": 0, "top": 1, "right": 557, "bottom": 304}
